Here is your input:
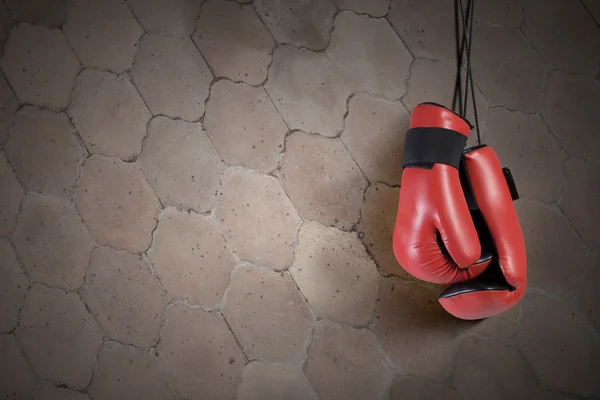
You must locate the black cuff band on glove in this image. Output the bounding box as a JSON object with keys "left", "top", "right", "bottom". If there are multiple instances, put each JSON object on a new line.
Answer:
{"left": 403, "top": 127, "right": 468, "bottom": 170}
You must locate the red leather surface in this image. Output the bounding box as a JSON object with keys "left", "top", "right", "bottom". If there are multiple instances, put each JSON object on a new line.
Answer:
{"left": 439, "top": 147, "right": 527, "bottom": 320}
{"left": 393, "top": 104, "right": 483, "bottom": 284}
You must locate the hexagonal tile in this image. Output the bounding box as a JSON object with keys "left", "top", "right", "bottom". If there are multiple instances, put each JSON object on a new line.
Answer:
{"left": 238, "top": 361, "right": 317, "bottom": 400}
{"left": 215, "top": 168, "right": 301, "bottom": 269}
{"left": 0, "top": 3, "right": 13, "bottom": 55}
{"left": 327, "top": 11, "right": 412, "bottom": 99}
{"left": 387, "top": 0, "right": 455, "bottom": 61}
{"left": 127, "top": 0, "right": 202, "bottom": 36}
{"left": 485, "top": 108, "right": 566, "bottom": 202}
{"left": 13, "top": 193, "right": 94, "bottom": 291}
{"left": 516, "top": 200, "right": 594, "bottom": 295}
{"left": 542, "top": 72, "right": 600, "bottom": 162}
{"left": 516, "top": 293, "right": 600, "bottom": 396}
{"left": 0, "top": 334, "right": 36, "bottom": 399}
{"left": 333, "top": 0, "right": 389, "bottom": 17}
{"left": 139, "top": 116, "right": 224, "bottom": 213}
{"left": 391, "top": 377, "right": 460, "bottom": 400}
{"left": 280, "top": 132, "right": 367, "bottom": 230}
{"left": 157, "top": 304, "right": 245, "bottom": 400}
{"left": 69, "top": 69, "right": 151, "bottom": 160}
{"left": 357, "top": 183, "right": 408, "bottom": 277}
{"left": 371, "top": 278, "right": 460, "bottom": 381}
{"left": 63, "top": 0, "right": 143, "bottom": 73}
{"left": 193, "top": 0, "right": 274, "bottom": 85}
{"left": 305, "top": 322, "right": 392, "bottom": 400}
{"left": 254, "top": 0, "right": 336, "bottom": 50}
{"left": 82, "top": 247, "right": 169, "bottom": 347}
{"left": 454, "top": 336, "right": 538, "bottom": 400}
{"left": 5, "top": 0, "right": 71, "bottom": 28}
{"left": 459, "top": 302, "right": 520, "bottom": 341}
{"left": 33, "top": 384, "right": 90, "bottom": 400}
{"left": 0, "top": 73, "right": 18, "bottom": 145}
{"left": 265, "top": 46, "right": 351, "bottom": 136}
{"left": 149, "top": 208, "right": 235, "bottom": 308}
{"left": 523, "top": 0, "right": 600, "bottom": 75}
{"left": 204, "top": 80, "right": 286, "bottom": 173}
{"left": 341, "top": 94, "right": 409, "bottom": 185}
{"left": 224, "top": 266, "right": 313, "bottom": 362}
{"left": 401, "top": 58, "right": 490, "bottom": 133}
{"left": 75, "top": 155, "right": 160, "bottom": 253}
{"left": 561, "top": 159, "right": 600, "bottom": 249}
{"left": 471, "top": 23, "right": 545, "bottom": 113}
{"left": 290, "top": 222, "right": 380, "bottom": 326}
{"left": 0, "top": 240, "right": 28, "bottom": 333}
{"left": 0, "top": 151, "right": 23, "bottom": 237}
{"left": 16, "top": 285, "right": 103, "bottom": 389}
{"left": 1, "top": 23, "right": 80, "bottom": 109}
{"left": 130, "top": 34, "right": 212, "bottom": 121}
{"left": 88, "top": 342, "right": 175, "bottom": 400}
{"left": 6, "top": 107, "right": 85, "bottom": 198}
{"left": 476, "top": 0, "right": 524, "bottom": 28}
{"left": 584, "top": 0, "right": 600, "bottom": 23}
{"left": 580, "top": 253, "right": 600, "bottom": 334}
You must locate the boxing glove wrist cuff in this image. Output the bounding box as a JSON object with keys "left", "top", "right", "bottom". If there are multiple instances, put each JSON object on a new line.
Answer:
{"left": 402, "top": 128, "right": 468, "bottom": 169}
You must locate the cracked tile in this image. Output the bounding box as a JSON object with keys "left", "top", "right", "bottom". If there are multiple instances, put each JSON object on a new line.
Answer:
{"left": 516, "top": 200, "right": 594, "bottom": 295}
{"left": 88, "top": 342, "right": 175, "bottom": 400}
{"left": 82, "top": 247, "right": 169, "bottom": 347}
{"left": 341, "top": 94, "right": 409, "bottom": 185}
{"left": 401, "top": 58, "right": 490, "bottom": 132}
{"left": 6, "top": 107, "right": 85, "bottom": 198}
{"left": 127, "top": 0, "right": 202, "bottom": 36}
{"left": 75, "top": 155, "right": 160, "bottom": 253}
{"left": 254, "top": 0, "right": 336, "bottom": 50}
{"left": 391, "top": 377, "right": 460, "bottom": 400}
{"left": 454, "top": 336, "right": 538, "bottom": 400}
{"left": 0, "top": 4, "right": 13, "bottom": 55}
{"left": 580, "top": 254, "right": 600, "bottom": 334}
{"left": 327, "top": 11, "right": 412, "bottom": 99}
{"left": 224, "top": 266, "right": 313, "bottom": 363}
{"left": 460, "top": 303, "right": 520, "bottom": 341}
{"left": 280, "top": 132, "right": 367, "bottom": 230}
{"left": 238, "top": 361, "right": 317, "bottom": 400}
{"left": 157, "top": 304, "right": 244, "bottom": 400}
{"left": 516, "top": 293, "right": 600, "bottom": 396}
{"left": 204, "top": 80, "right": 286, "bottom": 173}
{"left": 69, "top": 69, "right": 151, "bottom": 160}
{"left": 477, "top": 0, "right": 524, "bottom": 28}
{"left": 265, "top": 46, "right": 351, "bottom": 136}
{"left": 471, "top": 23, "right": 545, "bottom": 113}
{"left": 542, "top": 72, "right": 600, "bottom": 162}
{"left": 371, "top": 278, "right": 460, "bottom": 381}
{"left": 33, "top": 385, "right": 90, "bottom": 400}
{"left": 485, "top": 108, "right": 566, "bottom": 203}
{"left": 584, "top": 0, "right": 600, "bottom": 23}
{"left": 0, "top": 240, "right": 28, "bottom": 333}
{"left": 63, "top": 0, "right": 143, "bottom": 73}
{"left": 0, "top": 151, "right": 23, "bottom": 237}
{"left": 290, "top": 222, "right": 380, "bottom": 326}
{"left": 149, "top": 208, "right": 235, "bottom": 308}
{"left": 139, "top": 117, "right": 224, "bottom": 213}
{"left": 0, "top": 73, "right": 18, "bottom": 145}
{"left": 5, "top": 0, "right": 71, "bottom": 28}
{"left": 130, "top": 34, "right": 212, "bottom": 120}
{"left": 333, "top": 0, "right": 389, "bottom": 17}
{"left": 523, "top": 0, "right": 600, "bottom": 75}
{"left": 215, "top": 168, "right": 301, "bottom": 269}
{"left": 13, "top": 193, "right": 94, "bottom": 291}
{"left": 357, "top": 183, "right": 408, "bottom": 277}
{"left": 305, "top": 322, "right": 392, "bottom": 400}
{"left": 1, "top": 23, "right": 80, "bottom": 109}
{"left": 193, "top": 0, "right": 274, "bottom": 85}
{"left": 561, "top": 159, "right": 600, "bottom": 249}
{"left": 16, "top": 285, "right": 103, "bottom": 389}
{"left": 0, "top": 334, "right": 36, "bottom": 399}
{"left": 388, "top": 0, "right": 455, "bottom": 61}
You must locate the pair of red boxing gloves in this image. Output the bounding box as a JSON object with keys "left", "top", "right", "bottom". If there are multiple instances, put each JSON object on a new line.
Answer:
{"left": 393, "top": 102, "right": 527, "bottom": 320}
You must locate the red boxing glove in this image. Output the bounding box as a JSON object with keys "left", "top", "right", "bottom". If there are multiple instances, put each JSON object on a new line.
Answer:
{"left": 393, "top": 103, "right": 490, "bottom": 284}
{"left": 438, "top": 146, "right": 527, "bottom": 320}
